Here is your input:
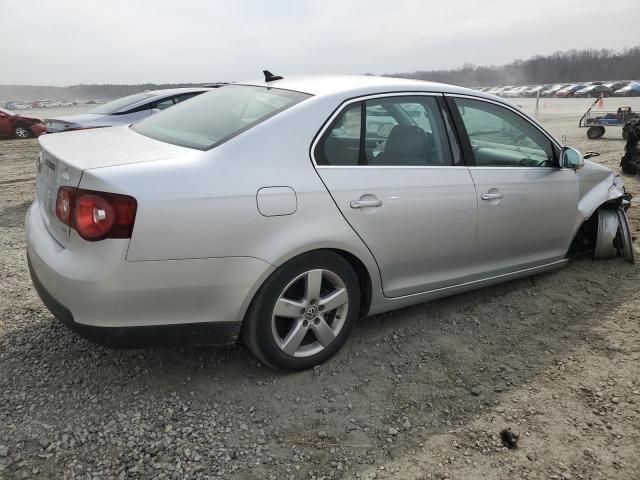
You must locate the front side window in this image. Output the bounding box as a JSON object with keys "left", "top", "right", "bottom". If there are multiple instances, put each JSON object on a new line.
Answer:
{"left": 174, "top": 92, "right": 200, "bottom": 103}
{"left": 153, "top": 98, "right": 176, "bottom": 110}
{"left": 315, "top": 96, "right": 452, "bottom": 167}
{"left": 454, "top": 98, "right": 555, "bottom": 167}
{"left": 132, "top": 85, "right": 310, "bottom": 150}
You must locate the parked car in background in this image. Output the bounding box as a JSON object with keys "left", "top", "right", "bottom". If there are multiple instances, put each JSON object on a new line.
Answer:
{"left": 613, "top": 82, "right": 640, "bottom": 97}
{"left": 45, "top": 88, "right": 210, "bottom": 133}
{"left": 540, "top": 84, "right": 566, "bottom": 97}
{"left": 487, "top": 86, "right": 514, "bottom": 95}
{"left": 604, "top": 81, "right": 629, "bottom": 92}
{"left": 502, "top": 86, "right": 530, "bottom": 98}
{"left": 574, "top": 85, "right": 614, "bottom": 98}
{"left": 26, "top": 74, "right": 634, "bottom": 371}
{"left": 0, "top": 106, "right": 47, "bottom": 139}
{"left": 555, "top": 84, "right": 586, "bottom": 97}
{"left": 5, "top": 102, "right": 33, "bottom": 110}
{"left": 523, "top": 85, "right": 548, "bottom": 97}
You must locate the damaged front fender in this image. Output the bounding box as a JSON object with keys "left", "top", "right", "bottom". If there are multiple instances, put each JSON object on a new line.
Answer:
{"left": 569, "top": 160, "right": 634, "bottom": 263}
{"left": 576, "top": 161, "right": 627, "bottom": 224}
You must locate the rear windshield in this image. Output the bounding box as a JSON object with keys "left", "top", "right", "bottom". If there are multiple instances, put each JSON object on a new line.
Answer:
{"left": 131, "top": 85, "right": 311, "bottom": 150}
{"left": 90, "top": 92, "right": 156, "bottom": 114}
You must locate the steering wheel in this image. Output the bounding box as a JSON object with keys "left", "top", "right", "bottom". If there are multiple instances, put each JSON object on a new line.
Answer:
{"left": 519, "top": 158, "right": 540, "bottom": 167}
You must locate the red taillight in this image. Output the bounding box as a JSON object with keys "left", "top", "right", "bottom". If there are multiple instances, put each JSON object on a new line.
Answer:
{"left": 55, "top": 187, "right": 74, "bottom": 225}
{"left": 55, "top": 188, "right": 137, "bottom": 241}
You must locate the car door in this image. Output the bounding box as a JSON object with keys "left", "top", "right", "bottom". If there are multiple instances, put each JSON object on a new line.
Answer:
{"left": 448, "top": 95, "right": 579, "bottom": 276}
{"left": 313, "top": 94, "right": 479, "bottom": 298}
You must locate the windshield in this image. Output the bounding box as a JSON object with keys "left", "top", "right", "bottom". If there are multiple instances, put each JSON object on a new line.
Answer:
{"left": 0, "top": 107, "right": 15, "bottom": 116}
{"left": 90, "top": 92, "right": 156, "bottom": 114}
{"left": 131, "top": 85, "right": 311, "bottom": 150}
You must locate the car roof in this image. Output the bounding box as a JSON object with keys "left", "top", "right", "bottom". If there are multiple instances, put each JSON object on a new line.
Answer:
{"left": 234, "top": 74, "right": 494, "bottom": 100}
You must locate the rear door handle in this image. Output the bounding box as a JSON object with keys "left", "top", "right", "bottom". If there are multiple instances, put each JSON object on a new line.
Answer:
{"left": 350, "top": 199, "right": 382, "bottom": 209}
{"left": 481, "top": 192, "right": 504, "bottom": 201}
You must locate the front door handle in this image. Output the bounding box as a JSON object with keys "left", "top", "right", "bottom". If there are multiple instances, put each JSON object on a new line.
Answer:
{"left": 350, "top": 199, "right": 382, "bottom": 209}
{"left": 481, "top": 192, "right": 504, "bottom": 201}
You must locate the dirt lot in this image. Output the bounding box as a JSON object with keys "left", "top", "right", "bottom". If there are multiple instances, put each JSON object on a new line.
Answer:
{"left": 1, "top": 99, "right": 639, "bottom": 480}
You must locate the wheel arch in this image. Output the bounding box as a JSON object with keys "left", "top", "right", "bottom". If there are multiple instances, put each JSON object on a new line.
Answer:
{"left": 567, "top": 197, "right": 629, "bottom": 257}
{"left": 239, "top": 245, "right": 378, "bottom": 332}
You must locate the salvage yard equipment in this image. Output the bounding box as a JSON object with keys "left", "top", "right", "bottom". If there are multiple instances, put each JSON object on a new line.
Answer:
{"left": 579, "top": 98, "right": 639, "bottom": 139}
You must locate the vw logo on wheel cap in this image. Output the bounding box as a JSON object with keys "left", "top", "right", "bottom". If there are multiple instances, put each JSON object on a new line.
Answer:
{"left": 304, "top": 305, "right": 318, "bottom": 320}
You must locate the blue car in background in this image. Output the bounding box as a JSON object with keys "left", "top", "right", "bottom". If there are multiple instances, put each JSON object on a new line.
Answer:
{"left": 613, "top": 82, "right": 640, "bottom": 97}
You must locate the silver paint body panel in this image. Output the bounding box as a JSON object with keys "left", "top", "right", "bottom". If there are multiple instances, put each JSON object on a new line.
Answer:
{"left": 25, "top": 75, "right": 626, "bottom": 336}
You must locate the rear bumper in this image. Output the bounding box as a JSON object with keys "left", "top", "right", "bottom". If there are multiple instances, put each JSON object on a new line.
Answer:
{"left": 28, "top": 255, "right": 241, "bottom": 346}
{"left": 25, "top": 202, "right": 274, "bottom": 343}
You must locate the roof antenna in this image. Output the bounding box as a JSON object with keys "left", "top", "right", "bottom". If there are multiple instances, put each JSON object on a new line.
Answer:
{"left": 263, "top": 70, "right": 283, "bottom": 82}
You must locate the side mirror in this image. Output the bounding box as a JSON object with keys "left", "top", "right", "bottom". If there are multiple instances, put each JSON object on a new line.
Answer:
{"left": 560, "top": 147, "right": 585, "bottom": 170}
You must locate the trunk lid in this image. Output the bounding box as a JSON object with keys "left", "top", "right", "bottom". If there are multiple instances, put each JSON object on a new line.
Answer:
{"left": 36, "top": 148, "right": 83, "bottom": 247}
{"left": 36, "top": 125, "right": 190, "bottom": 247}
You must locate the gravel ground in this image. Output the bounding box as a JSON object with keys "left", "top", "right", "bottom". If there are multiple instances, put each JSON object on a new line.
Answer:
{"left": 1, "top": 100, "right": 639, "bottom": 479}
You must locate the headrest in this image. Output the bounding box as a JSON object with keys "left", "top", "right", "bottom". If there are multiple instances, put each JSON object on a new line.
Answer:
{"left": 384, "top": 125, "right": 427, "bottom": 157}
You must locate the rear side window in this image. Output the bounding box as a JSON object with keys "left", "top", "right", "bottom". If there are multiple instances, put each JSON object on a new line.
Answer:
{"left": 90, "top": 92, "right": 155, "bottom": 114}
{"left": 315, "top": 96, "right": 452, "bottom": 167}
{"left": 132, "top": 85, "right": 310, "bottom": 150}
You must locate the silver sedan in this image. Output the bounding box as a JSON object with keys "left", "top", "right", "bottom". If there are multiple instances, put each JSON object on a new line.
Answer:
{"left": 26, "top": 74, "right": 634, "bottom": 370}
{"left": 45, "top": 87, "right": 210, "bottom": 133}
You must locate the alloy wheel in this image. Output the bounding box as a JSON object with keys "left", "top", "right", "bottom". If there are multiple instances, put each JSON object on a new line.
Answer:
{"left": 271, "top": 269, "right": 349, "bottom": 357}
{"left": 14, "top": 127, "right": 30, "bottom": 138}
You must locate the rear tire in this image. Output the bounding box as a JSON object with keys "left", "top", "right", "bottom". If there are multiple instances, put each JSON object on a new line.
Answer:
{"left": 587, "top": 126, "right": 605, "bottom": 139}
{"left": 243, "top": 251, "right": 360, "bottom": 371}
{"left": 13, "top": 125, "right": 32, "bottom": 139}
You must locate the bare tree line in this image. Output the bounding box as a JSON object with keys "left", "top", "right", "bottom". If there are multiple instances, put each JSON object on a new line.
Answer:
{"left": 2, "top": 46, "right": 639, "bottom": 102}
{"left": 388, "top": 46, "right": 640, "bottom": 86}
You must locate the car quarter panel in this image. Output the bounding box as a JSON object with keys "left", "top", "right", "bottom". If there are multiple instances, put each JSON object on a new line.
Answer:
{"left": 80, "top": 96, "right": 382, "bottom": 291}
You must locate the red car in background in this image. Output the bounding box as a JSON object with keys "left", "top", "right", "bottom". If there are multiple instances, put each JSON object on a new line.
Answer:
{"left": 555, "top": 84, "right": 587, "bottom": 98}
{"left": 0, "top": 107, "right": 47, "bottom": 139}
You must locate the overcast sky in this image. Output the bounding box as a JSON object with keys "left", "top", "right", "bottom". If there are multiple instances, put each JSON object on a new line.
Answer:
{"left": 1, "top": 0, "right": 638, "bottom": 86}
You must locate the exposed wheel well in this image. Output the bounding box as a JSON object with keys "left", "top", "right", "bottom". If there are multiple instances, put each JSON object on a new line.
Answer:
{"left": 567, "top": 200, "right": 623, "bottom": 258}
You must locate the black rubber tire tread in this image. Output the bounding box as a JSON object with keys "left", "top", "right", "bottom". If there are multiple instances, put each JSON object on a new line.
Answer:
{"left": 243, "top": 250, "right": 360, "bottom": 371}
{"left": 587, "top": 126, "right": 604, "bottom": 139}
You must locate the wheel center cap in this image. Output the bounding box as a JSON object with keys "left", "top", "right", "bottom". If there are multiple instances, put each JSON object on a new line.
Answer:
{"left": 304, "top": 305, "right": 318, "bottom": 320}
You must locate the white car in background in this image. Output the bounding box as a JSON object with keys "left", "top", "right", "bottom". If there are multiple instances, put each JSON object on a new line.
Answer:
{"left": 45, "top": 88, "right": 210, "bottom": 133}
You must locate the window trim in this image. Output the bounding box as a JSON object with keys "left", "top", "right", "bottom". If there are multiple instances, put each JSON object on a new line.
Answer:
{"left": 311, "top": 92, "right": 455, "bottom": 169}
{"left": 444, "top": 94, "right": 562, "bottom": 169}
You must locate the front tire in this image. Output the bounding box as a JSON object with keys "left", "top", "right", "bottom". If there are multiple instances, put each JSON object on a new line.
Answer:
{"left": 243, "top": 251, "right": 360, "bottom": 371}
{"left": 13, "top": 125, "right": 32, "bottom": 139}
